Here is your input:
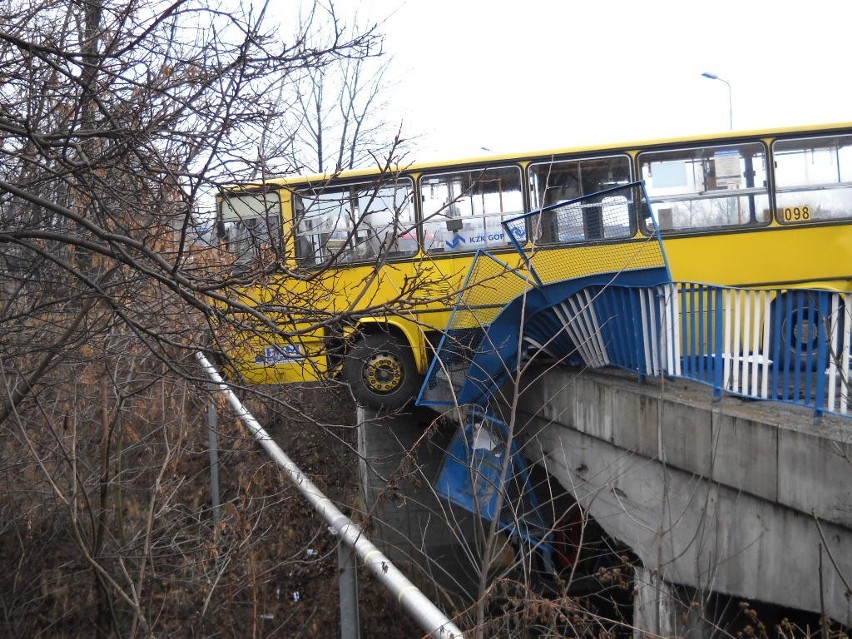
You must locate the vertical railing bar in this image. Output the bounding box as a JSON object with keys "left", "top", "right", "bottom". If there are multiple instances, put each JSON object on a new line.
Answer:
{"left": 814, "top": 293, "right": 829, "bottom": 416}
{"left": 640, "top": 288, "right": 652, "bottom": 375}
{"left": 723, "top": 288, "right": 733, "bottom": 392}
{"left": 553, "top": 301, "right": 589, "bottom": 366}
{"left": 562, "top": 298, "right": 596, "bottom": 367}
{"left": 760, "top": 290, "right": 771, "bottom": 400}
{"left": 770, "top": 290, "right": 783, "bottom": 401}
{"left": 803, "top": 291, "right": 813, "bottom": 404}
{"left": 562, "top": 298, "right": 595, "bottom": 366}
{"left": 794, "top": 291, "right": 804, "bottom": 402}
{"left": 742, "top": 289, "right": 753, "bottom": 394}
{"left": 663, "top": 285, "right": 674, "bottom": 375}
{"left": 584, "top": 288, "right": 610, "bottom": 367}
{"left": 828, "top": 293, "right": 840, "bottom": 411}
{"left": 672, "top": 284, "right": 683, "bottom": 377}
{"left": 649, "top": 288, "right": 661, "bottom": 375}
{"left": 778, "top": 291, "right": 798, "bottom": 401}
{"left": 626, "top": 288, "right": 642, "bottom": 375}
{"left": 688, "top": 284, "right": 698, "bottom": 380}
{"left": 596, "top": 289, "right": 619, "bottom": 367}
{"left": 713, "top": 287, "right": 725, "bottom": 398}
{"left": 732, "top": 289, "right": 742, "bottom": 394}
{"left": 750, "top": 290, "right": 762, "bottom": 396}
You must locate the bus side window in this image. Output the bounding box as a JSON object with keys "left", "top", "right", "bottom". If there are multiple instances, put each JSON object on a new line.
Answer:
{"left": 639, "top": 143, "right": 770, "bottom": 233}
{"left": 420, "top": 166, "right": 524, "bottom": 253}
{"left": 773, "top": 134, "right": 852, "bottom": 223}
{"left": 528, "top": 155, "right": 632, "bottom": 244}
{"left": 294, "top": 178, "right": 416, "bottom": 266}
{"left": 218, "top": 191, "right": 282, "bottom": 264}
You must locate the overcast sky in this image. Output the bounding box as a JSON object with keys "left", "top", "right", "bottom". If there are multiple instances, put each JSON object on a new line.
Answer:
{"left": 339, "top": 0, "right": 851, "bottom": 162}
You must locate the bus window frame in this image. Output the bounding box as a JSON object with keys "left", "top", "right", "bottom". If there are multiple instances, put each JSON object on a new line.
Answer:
{"left": 638, "top": 140, "right": 772, "bottom": 235}
{"left": 217, "top": 189, "right": 284, "bottom": 263}
{"left": 771, "top": 133, "right": 852, "bottom": 225}
{"left": 293, "top": 175, "right": 418, "bottom": 267}
{"left": 418, "top": 164, "right": 526, "bottom": 255}
{"left": 526, "top": 153, "right": 636, "bottom": 245}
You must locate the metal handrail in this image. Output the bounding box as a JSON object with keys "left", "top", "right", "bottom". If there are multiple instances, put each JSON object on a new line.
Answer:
{"left": 196, "top": 352, "right": 465, "bottom": 639}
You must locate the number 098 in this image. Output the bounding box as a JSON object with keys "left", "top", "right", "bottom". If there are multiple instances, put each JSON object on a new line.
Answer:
{"left": 782, "top": 206, "right": 811, "bottom": 222}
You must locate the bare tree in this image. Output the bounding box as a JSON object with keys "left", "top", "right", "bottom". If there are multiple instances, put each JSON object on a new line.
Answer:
{"left": 0, "top": 1, "right": 411, "bottom": 636}
{"left": 282, "top": 2, "right": 397, "bottom": 174}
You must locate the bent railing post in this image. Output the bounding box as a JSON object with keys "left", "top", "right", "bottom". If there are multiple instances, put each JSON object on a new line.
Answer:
{"left": 195, "top": 352, "right": 465, "bottom": 639}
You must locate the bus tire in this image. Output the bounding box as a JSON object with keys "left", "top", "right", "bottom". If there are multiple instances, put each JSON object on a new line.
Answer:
{"left": 772, "top": 293, "right": 821, "bottom": 371}
{"left": 343, "top": 333, "right": 419, "bottom": 410}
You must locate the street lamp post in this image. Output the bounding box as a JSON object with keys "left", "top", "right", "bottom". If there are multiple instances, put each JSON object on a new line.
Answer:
{"left": 701, "top": 72, "right": 732, "bottom": 130}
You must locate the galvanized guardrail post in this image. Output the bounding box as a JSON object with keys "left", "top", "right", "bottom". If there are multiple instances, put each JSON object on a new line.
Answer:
{"left": 207, "top": 386, "right": 221, "bottom": 529}
{"left": 338, "top": 540, "right": 360, "bottom": 639}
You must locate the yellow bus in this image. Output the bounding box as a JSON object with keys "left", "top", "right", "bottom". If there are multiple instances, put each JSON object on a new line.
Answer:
{"left": 216, "top": 122, "right": 852, "bottom": 409}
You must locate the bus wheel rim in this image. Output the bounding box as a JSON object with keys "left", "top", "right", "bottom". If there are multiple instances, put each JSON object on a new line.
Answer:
{"left": 363, "top": 352, "right": 404, "bottom": 394}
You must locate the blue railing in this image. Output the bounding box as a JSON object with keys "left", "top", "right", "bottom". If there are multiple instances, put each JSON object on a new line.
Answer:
{"left": 419, "top": 279, "right": 851, "bottom": 418}
{"left": 666, "top": 283, "right": 850, "bottom": 417}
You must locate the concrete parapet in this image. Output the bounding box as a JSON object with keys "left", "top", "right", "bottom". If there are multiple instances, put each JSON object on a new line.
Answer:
{"left": 515, "top": 366, "right": 852, "bottom": 624}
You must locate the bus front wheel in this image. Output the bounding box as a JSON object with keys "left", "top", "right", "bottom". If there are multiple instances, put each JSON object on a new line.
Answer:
{"left": 343, "top": 333, "right": 419, "bottom": 410}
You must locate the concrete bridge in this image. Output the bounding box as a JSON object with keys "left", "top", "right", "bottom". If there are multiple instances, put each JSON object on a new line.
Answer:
{"left": 358, "top": 367, "right": 852, "bottom": 633}
{"left": 514, "top": 365, "right": 851, "bottom": 629}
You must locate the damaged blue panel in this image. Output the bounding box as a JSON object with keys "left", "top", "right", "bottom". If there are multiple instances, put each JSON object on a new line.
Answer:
{"left": 456, "top": 270, "right": 670, "bottom": 407}
{"left": 434, "top": 412, "right": 554, "bottom": 569}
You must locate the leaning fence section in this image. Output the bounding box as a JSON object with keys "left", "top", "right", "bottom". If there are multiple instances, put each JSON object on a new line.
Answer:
{"left": 503, "top": 181, "right": 668, "bottom": 288}
{"left": 417, "top": 250, "right": 534, "bottom": 408}
{"left": 418, "top": 184, "right": 673, "bottom": 410}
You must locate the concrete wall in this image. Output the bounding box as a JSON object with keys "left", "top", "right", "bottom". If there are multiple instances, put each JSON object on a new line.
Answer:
{"left": 514, "top": 366, "right": 852, "bottom": 624}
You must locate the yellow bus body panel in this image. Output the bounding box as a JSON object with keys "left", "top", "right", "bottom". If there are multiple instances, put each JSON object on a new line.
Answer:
{"left": 217, "top": 121, "right": 852, "bottom": 387}
{"left": 662, "top": 224, "right": 852, "bottom": 291}
{"left": 223, "top": 221, "right": 851, "bottom": 386}
{"left": 225, "top": 250, "right": 529, "bottom": 384}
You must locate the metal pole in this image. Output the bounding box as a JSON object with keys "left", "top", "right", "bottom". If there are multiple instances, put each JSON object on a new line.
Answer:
{"left": 207, "top": 388, "right": 221, "bottom": 529}
{"left": 338, "top": 540, "right": 360, "bottom": 639}
{"left": 195, "top": 352, "right": 464, "bottom": 639}
{"left": 701, "top": 72, "right": 733, "bottom": 130}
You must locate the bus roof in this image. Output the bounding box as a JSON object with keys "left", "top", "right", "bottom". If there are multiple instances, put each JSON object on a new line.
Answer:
{"left": 233, "top": 121, "right": 852, "bottom": 191}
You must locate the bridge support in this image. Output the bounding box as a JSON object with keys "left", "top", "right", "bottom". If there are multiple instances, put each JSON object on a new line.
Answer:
{"left": 356, "top": 406, "right": 479, "bottom": 597}
{"left": 632, "top": 567, "right": 712, "bottom": 639}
